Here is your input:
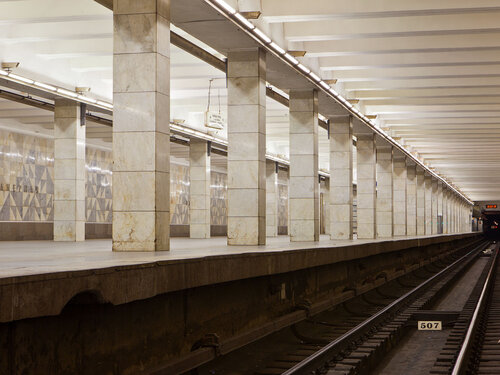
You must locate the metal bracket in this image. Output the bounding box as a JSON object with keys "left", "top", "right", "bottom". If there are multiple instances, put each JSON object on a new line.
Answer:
{"left": 80, "top": 103, "right": 86, "bottom": 126}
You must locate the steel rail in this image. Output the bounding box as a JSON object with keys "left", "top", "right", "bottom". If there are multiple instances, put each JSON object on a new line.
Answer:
{"left": 451, "top": 242, "right": 499, "bottom": 375}
{"left": 282, "top": 240, "right": 489, "bottom": 375}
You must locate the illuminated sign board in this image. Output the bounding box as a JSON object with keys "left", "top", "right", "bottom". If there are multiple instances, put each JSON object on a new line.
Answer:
{"left": 486, "top": 204, "right": 497, "bottom": 209}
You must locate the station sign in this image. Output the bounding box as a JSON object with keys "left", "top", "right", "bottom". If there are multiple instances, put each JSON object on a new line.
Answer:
{"left": 204, "top": 111, "right": 224, "bottom": 130}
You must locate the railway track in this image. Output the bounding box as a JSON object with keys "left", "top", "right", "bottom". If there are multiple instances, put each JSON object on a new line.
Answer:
{"left": 279, "top": 240, "right": 491, "bottom": 375}
{"left": 196, "top": 238, "right": 490, "bottom": 375}
{"left": 439, "top": 241, "right": 500, "bottom": 375}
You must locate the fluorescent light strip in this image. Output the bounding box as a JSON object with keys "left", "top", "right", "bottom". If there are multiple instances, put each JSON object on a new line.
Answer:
{"left": 213, "top": 0, "right": 236, "bottom": 14}
{"left": 34, "top": 81, "right": 56, "bottom": 91}
{"left": 0, "top": 70, "right": 113, "bottom": 110}
{"left": 97, "top": 100, "right": 113, "bottom": 109}
{"left": 78, "top": 95, "right": 97, "bottom": 104}
{"left": 234, "top": 13, "right": 255, "bottom": 29}
{"left": 269, "top": 41, "right": 285, "bottom": 55}
{"left": 329, "top": 88, "right": 339, "bottom": 96}
{"left": 284, "top": 53, "right": 299, "bottom": 65}
{"left": 319, "top": 81, "right": 330, "bottom": 90}
{"left": 57, "top": 88, "right": 78, "bottom": 98}
{"left": 253, "top": 27, "right": 271, "bottom": 44}
{"left": 206, "top": 0, "right": 474, "bottom": 203}
{"left": 9, "top": 73, "right": 34, "bottom": 84}
{"left": 297, "top": 64, "right": 310, "bottom": 74}
{"left": 171, "top": 123, "right": 226, "bottom": 145}
{"left": 309, "top": 72, "right": 321, "bottom": 82}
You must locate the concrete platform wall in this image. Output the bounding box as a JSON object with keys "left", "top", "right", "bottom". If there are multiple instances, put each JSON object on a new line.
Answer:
{"left": 0, "top": 233, "right": 479, "bottom": 374}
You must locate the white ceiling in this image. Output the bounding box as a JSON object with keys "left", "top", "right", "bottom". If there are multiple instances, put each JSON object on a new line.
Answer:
{"left": 0, "top": 0, "right": 499, "bottom": 200}
{"left": 250, "top": 0, "right": 500, "bottom": 201}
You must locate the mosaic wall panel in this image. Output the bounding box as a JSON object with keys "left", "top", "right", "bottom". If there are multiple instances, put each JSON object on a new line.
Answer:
{"left": 211, "top": 171, "right": 227, "bottom": 225}
{"left": 277, "top": 169, "right": 288, "bottom": 228}
{"left": 170, "top": 164, "right": 190, "bottom": 225}
{"left": 0, "top": 130, "right": 54, "bottom": 222}
{"left": 86, "top": 148, "right": 112, "bottom": 223}
{"left": 0, "top": 129, "right": 292, "bottom": 231}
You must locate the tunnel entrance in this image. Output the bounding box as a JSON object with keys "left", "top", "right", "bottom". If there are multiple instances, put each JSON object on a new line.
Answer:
{"left": 483, "top": 212, "right": 500, "bottom": 239}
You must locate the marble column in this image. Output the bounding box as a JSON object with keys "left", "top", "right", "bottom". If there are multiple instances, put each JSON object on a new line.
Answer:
{"left": 431, "top": 178, "right": 438, "bottom": 234}
{"left": 451, "top": 194, "right": 457, "bottom": 233}
{"left": 449, "top": 192, "right": 454, "bottom": 234}
{"left": 467, "top": 205, "right": 471, "bottom": 232}
{"left": 424, "top": 174, "right": 432, "bottom": 235}
{"left": 406, "top": 162, "right": 417, "bottom": 236}
{"left": 443, "top": 188, "right": 448, "bottom": 234}
{"left": 53, "top": 99, "right": 85, "bottom": 241}
{"left": 449, "top": 194, "right": 454, "bottom": 233}
{"left": 227, "top": 48, "right": 266, "bottom": 245}
{"left": 189, "top": 139, "right": 210, "bottom": 239}
{"left": 289, "top": 90, "right": 319, "bottom": 242}
{"left": 266, "top": 160, "right": 278, "bottom": 237}
{"left": 448, "top": 191, "right": 455, "bottom": 233}
{"left": 323, "top": 178, "right": 330, "bottom": 236}
{"left": 437, "top": 182, "right": 443, "bottom": 234}
{"left": 376, "top": 144, "right": 393, "bottom": 238}
{"left": 460, "top": 201, "right": 466, "bottom": 232}
{"left": 393, "top": 154, "right": 407, "bottom": 236}
{"left": 416, "top": 168, "right": 425, "bottom": 236}
{"left": 112, "top": 0, "right": 170, "bottom": 251}
{"left": 329, "top": 117, "right": 353, "bottom": 240}
{"left": 357, "top": 133, "right": 376, "bottom": 239}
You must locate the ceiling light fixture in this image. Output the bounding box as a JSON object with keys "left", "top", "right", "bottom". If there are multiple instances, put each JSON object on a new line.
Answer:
{"left": 1, "top": 70, "right": 113, "bottom": 111}
{"left": 297, "top": 63, "right": 310, "bottom": 74}
{"left": 284, "top": 53, "right": 299, "bottom": 65}
{"left": 97, "top": 101, "right": 113, "bottom": 109}
{"left": 9, "top": 73, "right": 34, "bottom": 84}
{"left": 269, "top": 41, "right": 285, "bottom": 55}
{"left": 319, "top": 81, "right": 330, "bottom": 90}
{"left": 287, "top": 51, "right": 307, "bottom": 57}
{"left": 309, "top": 72, "right": 321, "bottom": 82}
{"left": 239, "top": 11, "right": 261, "bottom": 19}
{"left": 234, "top": 13, "right": 255, "bottom": 29}
{"left": 78, "top": 95, "right": 97, "bottom": 104}
{"left": 1, "top": 62, "right": 19, "bottom": 72}
{"left": 57, "top": 88, "right": 78, "bottom": 98}
{"left": 34, "top": 81, "right": 57, "bottom": 91}
{"left": 253, "top": 27, "right": 272, "bottom": 44}
{"left": 329, "top": 87, "right": 339, "bottom": 96}
{"left": 204, "top": 0, "right": 474, "bottom": 204}
{"left": 213, "top": 0, "right": 236, "bottom": 14}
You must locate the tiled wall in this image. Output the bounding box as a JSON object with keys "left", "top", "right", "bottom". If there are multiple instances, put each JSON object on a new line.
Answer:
{"left": 170, "top": 164, "right": 190, "bottom": 225}
{"left": 86, "top": 147, "right": 112, "bottom": 223}
{"left": 0, "top": 130, "right": 54, "bottom": 221}
{"left": 0, "top": 129, "right": 290, "bottom": 232}
{"left": 211, "top": 171, "right": 227, "bottom": 226}
{"left": 277, "top": 169, "right": 289, "bottom": 229}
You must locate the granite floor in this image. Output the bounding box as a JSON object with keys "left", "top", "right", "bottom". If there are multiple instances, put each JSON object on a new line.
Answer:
{"left": 0, "top": 234, "right": 468, "bottom": 279}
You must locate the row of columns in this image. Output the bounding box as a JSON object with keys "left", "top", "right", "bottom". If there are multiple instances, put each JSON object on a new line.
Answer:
{"left": 53, "top": 1, "right": 473, "bottom": 249}
{"left": 326, "top": 118, "right": 471, "bottom": 241}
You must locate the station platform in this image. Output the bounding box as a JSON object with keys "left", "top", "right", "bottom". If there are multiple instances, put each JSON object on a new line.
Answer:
{"left": 0, "top": 233, "right": 478, "bottom": 323}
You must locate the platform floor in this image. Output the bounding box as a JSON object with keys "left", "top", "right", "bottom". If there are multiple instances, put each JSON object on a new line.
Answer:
{"left": 0, "top": 234, "right": 469, "bottom": 279}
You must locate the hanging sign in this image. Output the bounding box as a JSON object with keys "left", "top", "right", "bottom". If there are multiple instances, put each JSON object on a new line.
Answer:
{"left": 204, "top": 111, "right": 224, "bottom": 130}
